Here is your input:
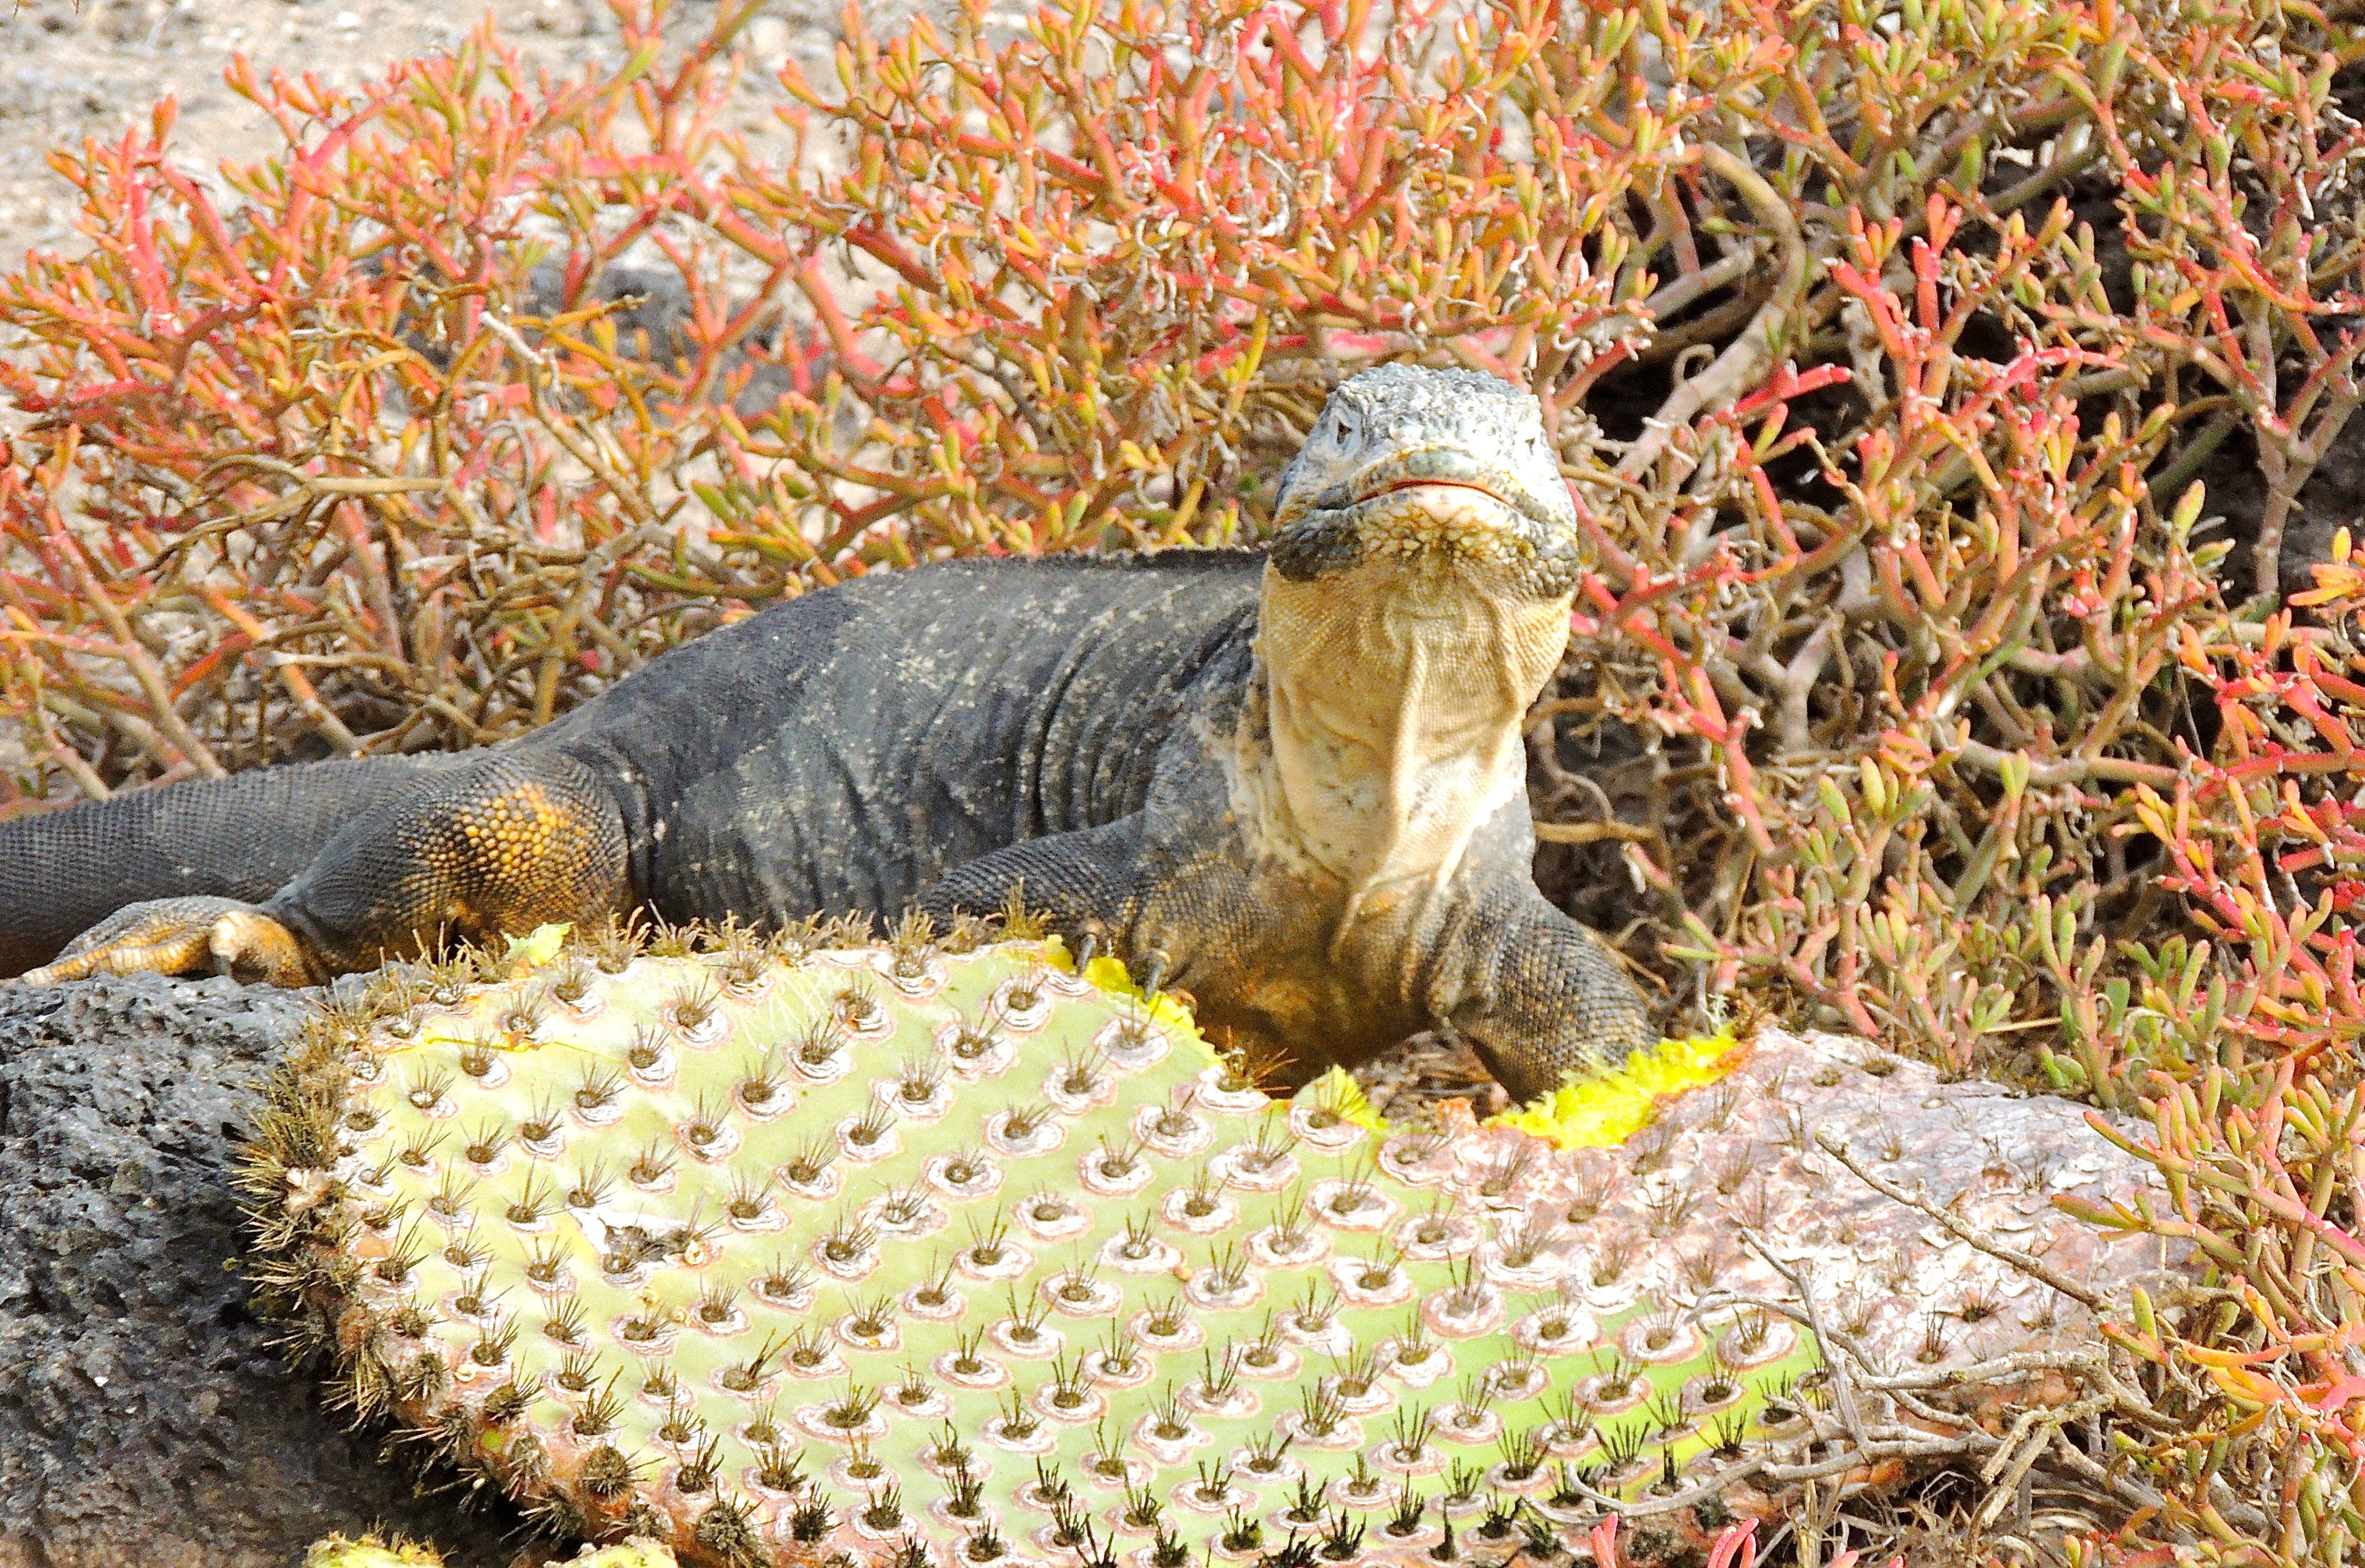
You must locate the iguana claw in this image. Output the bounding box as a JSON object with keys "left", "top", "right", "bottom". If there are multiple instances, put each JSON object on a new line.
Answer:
{"left": 19, "top": 897, "right": 312, "bottom": 987}
{"left": 1133, "top": 945, "right": 1171, "bottom": 1001}
{"left": 1064, "top": 918, "right": 1107, "bottom": 971}
{"left": 1047, "top": 917, "right": 1172, "bottom": 1002}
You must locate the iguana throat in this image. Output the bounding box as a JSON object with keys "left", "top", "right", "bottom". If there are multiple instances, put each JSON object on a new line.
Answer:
{"left": 1245, "top": 364, "right": 1586, "bottom": 942}
{"left": 1256, "top": 553, "right": 1571, "bottom": 907}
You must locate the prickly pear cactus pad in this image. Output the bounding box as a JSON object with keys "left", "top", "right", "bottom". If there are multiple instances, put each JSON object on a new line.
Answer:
{"left": 245, "top": 923, "right": 2175, "bottom": 1568}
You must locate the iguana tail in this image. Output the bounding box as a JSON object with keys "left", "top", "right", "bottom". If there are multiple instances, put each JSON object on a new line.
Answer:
{"left": 0, "top": 754, "right": 467, "bottom": 977}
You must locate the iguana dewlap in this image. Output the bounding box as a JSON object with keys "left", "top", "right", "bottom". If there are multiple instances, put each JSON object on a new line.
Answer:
{"left": 1, "top": 365, "right": 1650, "bottom": 1098}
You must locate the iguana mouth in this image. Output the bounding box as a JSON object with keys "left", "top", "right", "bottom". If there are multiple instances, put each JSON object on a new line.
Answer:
{"left": 1348, "top": 478, "right": 1532, "bottom": 551}
{"left": 1369, "top": 476, "right": 1518, "bottom": 505}
{"left": 1318, "top": 450, "right": 1560, "bottom": 528}
{"left": 1297, "top": 469, "right": 1563, "bottom": 568}
{"left": 1268, "top": 461, "right": 1581, "bottom": 587}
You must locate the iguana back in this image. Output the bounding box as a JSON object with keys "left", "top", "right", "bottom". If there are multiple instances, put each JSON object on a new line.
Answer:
{"left": 0, "top": 551, "right": 1262, "bottom": 974}
{"left": 533, "top": 550, "right": 1264, "bottom": 925}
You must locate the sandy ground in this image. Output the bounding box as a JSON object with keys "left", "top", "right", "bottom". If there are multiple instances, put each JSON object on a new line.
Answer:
{"left": 0, "top": 0, "right": 914, "bottom": 272}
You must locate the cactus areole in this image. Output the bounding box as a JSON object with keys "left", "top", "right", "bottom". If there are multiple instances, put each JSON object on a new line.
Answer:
{"left": 245, "top": 922, "right": 1815, "bottom": 1567}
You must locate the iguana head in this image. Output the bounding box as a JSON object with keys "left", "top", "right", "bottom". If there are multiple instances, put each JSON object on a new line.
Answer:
{"left": 1243, "top": 361, "right": 1584, "bottom": 955}
{"left": 1268, "top": 363, "right": 1581, "bottom": 594}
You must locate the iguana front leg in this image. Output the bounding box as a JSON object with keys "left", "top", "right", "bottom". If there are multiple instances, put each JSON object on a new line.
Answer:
{"left": 916, "top": 817, "right": 1163, "bottom": 975}
{"left": 1423, "top": 878, "right": 1656, "bottom": 1103}
{"left": 23, "top": 752, "right": 632, "bottom": 985}
{"left": 920, "top": 815, "right": 1382, "bottom": 1092}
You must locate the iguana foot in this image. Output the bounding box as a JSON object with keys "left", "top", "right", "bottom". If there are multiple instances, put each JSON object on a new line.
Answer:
{"left": 20, "top": 897, "right": 312, "bottom": 986}
{"left": 1054, "top": 918, "right": 1173, "bottom": 1000}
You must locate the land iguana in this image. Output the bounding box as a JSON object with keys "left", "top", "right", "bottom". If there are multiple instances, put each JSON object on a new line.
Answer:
{"left": 0, "top": 364, "right": 1651, "bottom": 1099}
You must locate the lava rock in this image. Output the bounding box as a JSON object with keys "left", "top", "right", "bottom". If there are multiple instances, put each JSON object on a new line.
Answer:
{"left": 0, "top": 973, "right": 522, "bottom": 1568}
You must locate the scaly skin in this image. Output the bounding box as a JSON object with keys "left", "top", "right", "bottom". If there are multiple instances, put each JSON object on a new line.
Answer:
{"left": 5, "top": 365, "right": 1650, "bottom": 1099}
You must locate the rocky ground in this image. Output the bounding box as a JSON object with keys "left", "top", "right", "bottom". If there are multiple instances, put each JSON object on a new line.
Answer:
{"left": 0, "top": 974, "right": 523, "bottom": 1568}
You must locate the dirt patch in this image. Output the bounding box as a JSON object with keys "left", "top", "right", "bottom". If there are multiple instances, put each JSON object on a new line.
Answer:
{"left": 0, "top": 0, "right": 946, "bottom": 275}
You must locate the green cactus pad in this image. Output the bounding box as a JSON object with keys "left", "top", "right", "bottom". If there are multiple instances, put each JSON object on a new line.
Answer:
{"left": 246, "top": 922, "right": 1820, "bottom": 1566}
